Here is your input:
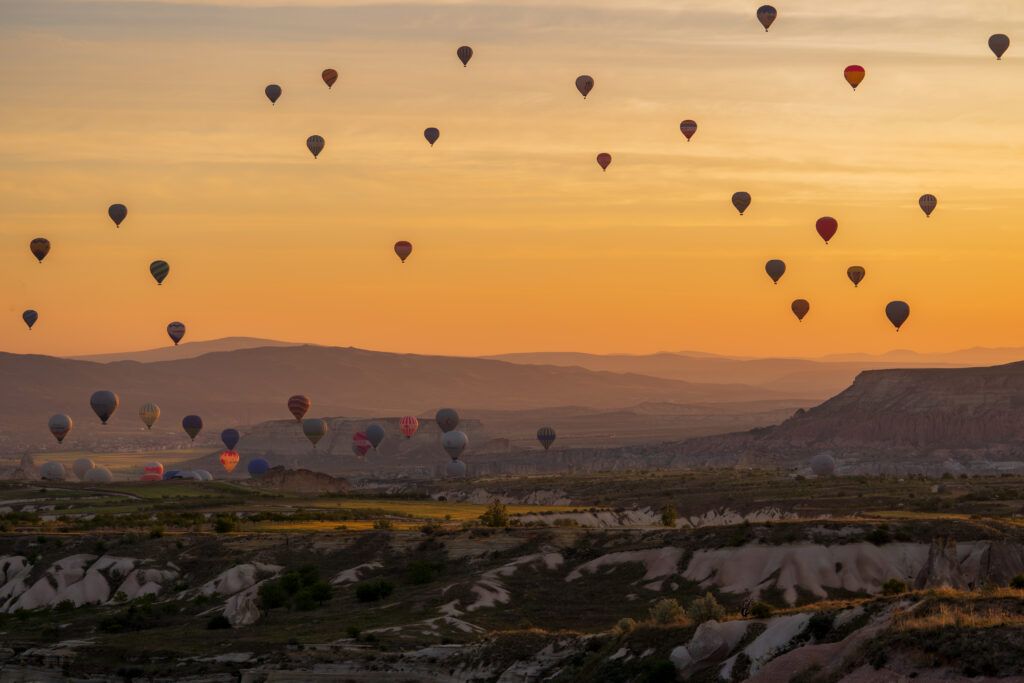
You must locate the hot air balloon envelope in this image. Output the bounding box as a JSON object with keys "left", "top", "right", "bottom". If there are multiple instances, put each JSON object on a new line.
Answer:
{"left": 810, "top": 453, "right": 836, "bottom": 477}
{"left": 442, "top": 431, "right": 468, "bottom": 460}
{"left": 72, "top": 458, "right": 96, "bottom": 480}
{"left": 288, "top": 395, "right": 311, "bottom": 422}
{"left": 352, "top": 432, "right": 372, "bottom": 457}
{"left": 919, "top": 194, "right": 937, "bottom": 217}
{"left": 575, "top": 75, "right": 594, "bottom": 98}
{"left": 150, "top": 260, "right": 170, "bottom": 285}
{"left": 108, "top": 204, "right": 128, "bottom": 227}
{"left": 182, "top": 415, "right": 203, "bottom": 441}
{"left": 219, "top": 450, "right": 240, "bottom": 473}
{"left": 457, "top": 45, "right": 473, "bottom": 66}
{"left": 596, "top": 153, "right": 612, "bottom": 171}
{"left": 791, "top": 299, "right": 810, "bottom": 321}
{"left": 30, "top": 238, "right": 50, "bottom": 263}
{"left": 435, "top": 408, "right": 460, "bottom": 433}
{"left": 22, "top": 310, "right": 38, "bottom": 330}
{"left": 394, "top": 241, "right": 413, "bottom": 263}
{"left": 816, "top": 217, "right": 838, "bottom": 244}
{"left": 679, "top": 120, "right": 697, "bottom": 141}
{"left": 322, "top": 68, "right": 338, "bottom": 88}
{"left": 167, "top": 322, "right": 186, "bottom": 346}
{"left": 424, "top": 127, "right": 440, "bottom": 146}
{"left": 248, "top": 458, "right": 270, "bottom": 477}
{"left": 844, "top": 65, "right": 865, "bottom": 90}
{"left": 990, "top": 34, "right": 1010, "bottom": 59}
{"left": 365, "top": 423, "right": 385, "bottom": 449}
{"left": 303, "top": 418, "right": 328, "bottom": 447}
{"left": 847, "top": 266, "right": 866, "bottom": 287}
{"left": 48, "top": 414, "right": 73, "bottom": 444}
{"left": 265, "top": 84, "right": 282, "bottom": 104}
{"left": 400, "top": 416, "right": 420, "bottom": 438}
{"left": 886, "top": 301, "right": 910, "bottom": 331}
{"left": 139, "top": 402, "right": 160, "bottom": 430}
{"left": 757, "top": 5, "right": 778, "bottom": 31}
{"left": 306, "top": 135, "right": 325, "bottom": 159}
{"left": 765, "top": 259, "right": 786, "bottom": 284}
{"left": 221, "top": 428, "right": 240, "bottom": 451}
{"left": 90, "top": 390, "right": 120, "bottom": 425}
{"left": 537, "top": 426, "right": 556, "bottom": 451}
{"left": 732, "top": 192, "right": 751, "bottom": 215}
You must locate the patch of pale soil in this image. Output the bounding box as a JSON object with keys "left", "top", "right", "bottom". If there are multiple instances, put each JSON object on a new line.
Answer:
{"left": 566, "top": 547, "right": 683, "bottom": 590}
{"left": 331, "top": 562, "right": 382, "bottom": 585}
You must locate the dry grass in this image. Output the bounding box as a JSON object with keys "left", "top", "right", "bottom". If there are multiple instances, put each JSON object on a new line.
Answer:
{"left": 894, "top": 591, "right": 1024, "bottom": 631}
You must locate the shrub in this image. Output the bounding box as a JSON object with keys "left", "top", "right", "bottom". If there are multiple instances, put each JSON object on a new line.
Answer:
{"left": 660, "top": 504, "right": 678, "bottom": 528}
{"left": 642, "top": 660, "right": 678, "bottom": 683}
{"left": 1011, "top": 574, "right": 1024, "bottom": 589}
{"left": 480, "top": 500, "right": 510, "bottom": 528}
{"left": 750, "top": 601, "right": 773, "bottom": 619}
{"left": 373, "top": 519, "right": 394, "bottom": 530}
{"left": 355, "top": 579, "right": 394, "bottom": 603}
{"left": 687, "top": 592, "right": 725, "bottom": 624}
{"left": 649, "top": 598, "right": 686, "bottom": 625}
{"left": 866, "top": 526, "right": 892, "bottom": 545}
{"left": 213, "top": 516, "right": 236, "bottom": 533}
{"left": 805, "top": 612, "right": 834, "bottom": 641}
{"left": 881, "top": 578, "right": 907, "bottom": 595}
{"left": 346, "top": 625, "right": 361, "bottom": 639}
{"left": 206, "top": 614, "right": 231, "bottom": 630}
{"left": 407, "top": 560, "right": 442, "bottom": 585}
{"left": 613, "top": 617, "right": 637, "bottom": 636}
{"left": 258, "top": 581, "right": 288, "bottom": 610}
{"left": 149, "top": 527, "right": 164, "bottom": 539}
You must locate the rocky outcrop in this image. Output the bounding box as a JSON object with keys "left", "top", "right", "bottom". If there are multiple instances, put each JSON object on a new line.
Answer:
{"left": 245, "top": 467, "right": 349, "bottom": 494}
{"left": 914, "top": 537, "right": 968, "bottom": 590}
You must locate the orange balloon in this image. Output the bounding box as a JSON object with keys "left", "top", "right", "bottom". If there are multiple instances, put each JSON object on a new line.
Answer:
{"left": 844, "top": 65, "right": 865, "bottom": 90}
{"left": 219, "top": 449, "right": 240, "bottom": 473}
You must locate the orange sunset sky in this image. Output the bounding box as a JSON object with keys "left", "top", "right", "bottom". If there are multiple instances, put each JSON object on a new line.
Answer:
{"left": 2, "top": 0, "right": 1023, "bottom": 358}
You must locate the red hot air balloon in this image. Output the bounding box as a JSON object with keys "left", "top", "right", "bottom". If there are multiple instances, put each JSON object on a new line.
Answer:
{"left": 220, "top": 450, "right": 240, "bottom": 473}
{"left": 791, "top": 299, "right": 810, "bottom": 322}
{"left": 816, "top": 217, "right": 838, "bottom": 244}
{"left": 394, "top": 241, "right": 412, "bottom": 263}
{"left": 400, "top": 415, "right": 420, "bottom": 438}
{"left": 352, "top": 432, "right": 372, "bottom": 458}
{"left": 596, "top": 153, "right": 612, "bottom": 171}
{"left": 844, "top": 65, "right": 865, "bottom": 90}
{"left": 141, "top": 462, "right": 164, "bottom": 481}
{"left": 288, "top": 395, "right": 311, "bottom": 422}
{"left": 457, "top": 46, "right": 473, "bottom": 67}
{"left": 30, "top": 238, "right": 50, "bottom": 263}
{"left": 322, "top": 69, "right": 338, "bottom": 88}
{"left": 679, "top": 120, "right": 697, "bottom": 141}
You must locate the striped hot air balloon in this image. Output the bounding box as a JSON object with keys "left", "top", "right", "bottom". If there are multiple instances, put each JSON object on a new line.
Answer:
{"left": 847, "top": 266, "right": 866, "bottom": 288}
{"left": 352, "top": 432, "right": 372, "bottom": 458}
{"left": 400, "top": 416, "right": 420, "bottom": 439}
{"left": 307, "top": 135, "right": 325, "bottom": 159}
{"left": 139, "top": 402, "right": 160, "bottom": 430}
{"left": 321, "top": 68, "right": 338, "bottom": 88}
{"left": 150, "top": 260, "right": 170, "bottom": 285}
{"left": 288, "top": 395, "right": 311, "bottom": 422}
{"left": 596, "top": 153, "right": 612, "bottom": 171}
{"left": 679, "top": 120, "right": 697, "bottom": 141}
{"left": 844, "top": 65, "right": 865, "bottom": 90}
{"left": 536, "top": 426, "right": 556, "bottom": 451}
{"left": 30, "top": 238, "right": 50, "bottom": 263}
{"left": 220, "top": 450, "right": 240, "bottom": 473}
{"left": 141, "top": 462, "right": 164, "bottom": 481}
{"left": 48, "top": 414, "right": 73, "bottom": 444}
{"left": 167, "top": 322, "right": 186, "bottom": 346}
{"left": 457, "top": 45, "right": 473, "bottom": 67}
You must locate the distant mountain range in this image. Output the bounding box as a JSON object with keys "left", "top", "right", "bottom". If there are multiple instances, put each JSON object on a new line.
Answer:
{"left": 70, "top": 337, "right": 303, "bottom": 363}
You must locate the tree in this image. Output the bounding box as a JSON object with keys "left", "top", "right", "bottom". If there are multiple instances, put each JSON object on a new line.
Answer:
{"left": 480, "top": 499, "right": 510, "bottom": 528}
{"left": 660, "top": 504, "right": 677, "bottom": 528}
{"left": 649, "top": 598, "right": 686, "bottom": 625}
{"left": 687, "top": 592, "right": 725, "bottom": 624}
{"left": 881, "top": 578, "right": 907, "bottom": 595}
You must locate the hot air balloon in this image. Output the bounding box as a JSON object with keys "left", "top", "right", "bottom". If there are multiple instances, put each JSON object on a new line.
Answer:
{"left": 989, "top": 34, "right": 1010, "bottom": 60}
{"left": 536, "top": 426, "right": 556, "bottom": 451}
{"left": 352, "top": 432, "right": 372, "bottom": 457}
{"left": 441, "top": 431, "right": 468, "bottom": 460}
{"left": 436, "top": 408, "right": 460, "bottom": 433}
{"left": 847, "top": 266, "right": 866, "bottom": 287}
{"left": 40, "top": 462, "right": 66, "bottom": 481}
{"left": 365, "top": 423, "right": 385, "bottom": 450}
{"left": 679, "top": 120, "right": 697, "bottom": 141}
{"left": 141, "top": 462, "right": 164, "bottom": 482}
{"left": 596, "top": 153, "right": 612, "bottom": 171}
{"left": 919, "top": 194, "right": 937, "bottom": 218}
{"left": 221, "top": 428, "right": 240, "bottom": 451}
{"left": 307, "top": 135, "right": 325, "bottom": 159}
{"left": 791, "top": 299, "right": 810, "bottom": 322}
{"left": 30, "top": 238, "right": 50, "bottom": 263}
{"left": 108, "top": 204, "right": 128, "bottom": 227}
{"left": 757, "top": 5, "right": 777, "bottom": 31}
{"left": 765, "top": 259, "right": 786, "bottom": 285}
{"left": 446, "top": 459, "right": 467, "bottom": 479}
{"left": 844, "top": 65, "right": 865, "bottom": 90}
{"left": 219, "top": 450, "right": 240, "bottom": 473}
{"left": 423, "top": 127, "right": 440, "bottom": 146}
{"left": 303, "top": 418, "right": 328, "bottom": 447}
{"left": 72, "top": 458, "right": 96, "bottom": 480}
{"left": 810, "top": 453, "right": 836, "bottom": 477}
{"left": 322, "top": 68, "right": 338, "bottom": 88}
{"left": 83, "top": 466, "right": 114, "bottom": 483}
{"left": 732, "top": 192, "right": 751, "bottom": 215}
{"left": 48, "top": 414, "right": 73, "bottom": 444}
{"left": 22, "top": 310, "right": 38, "bottom": 330}
{"left": 457, "top": 45, "right": 473, "bottom": 67}
{"left": 90, "top": 390, "right": 120, "bottom": 425}
{"left": 248, "top": 458, "right": 270, "bottom": 477}
{"left": 167, "top": 322, "right": 186, "bottom": 346}
{"left": 150, "top": 260, "right": 170, "bottom": 285}
{"left": 265, "top": 84, "right": 282, "bottom": 104}
{"left": 575, "top": 75, "right": 594, "bottom": 98}
{"left": 394, "top": 241, "right": 413, "bottom": 263}
{"left": 182, "top": 415, "right": 203, "bottom": 442}
{"left": 288, "top": 395, "right": 311, "bottom": 422}
{"left": 400, "top": 416, "right": 420, "bottom": 438}
{"left": 816, "top": 217, "right": 838, "bottom": 244}
{"left": 886, "top": 301, "right": 910, "bottom": 331}
{"left": 139, "top": 402, "right": 160, "bottom": 430}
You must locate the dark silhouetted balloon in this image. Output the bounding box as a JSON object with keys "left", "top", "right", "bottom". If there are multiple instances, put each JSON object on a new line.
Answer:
{"left": 919, "top": 194, "right": 937, "bottom": 217}
{"left": 30, "top": 238, "right": 50, "bottom": 263}
{"left": 537, "top": 426, "right": 556, "bottom": 451}
{"left": 732, "top": 192, "right": 751, "bottom": 215}
{"left": 423, "top": 128, "right": 441, "bottom": 147}
{"left": 457, "top": 46, "right": 473, "bottom": 66}
{"left": 49, "top": 414, "right": 73, "bottom": 444}
{"left": 446, "top": 459, "right": 467, "bottom": 478}
{"left": 167, "top": 322, "right": 186, "bottom": 346}
{"left": 150, "top": 260, "right": 170, "bottom": 285}
{"left": 322, "top": 68, "right": 338, "bottom": 88}
{"left": 248, "top": 458, "right": 270, "bottom": 477}
{"left": 847, "top": 266, "right": 866, "bottom": 287}
{"left": 307, "top": 135, "right": 325, "bottom": 159}
{"left": 303, "top": 418, "right": 328, "bottom": 447}
{"left": 400, "top": 415, "right": 419, "bottom": 438}
{"left": 220, "top": 450, "right": 239, "bottom": 473}
{"left": 844, "top": 65, "right": 865, "bottom": 90}
{"left": 90, "top": 390, "right": 120, "bottom": 425}
{"left": 596, "top": 153, "right": 612, "bottom": 171}
{"left": 22, "top": 310, "right": 38, "bottom": 330}
{"left": 575, "top": 75, "right": 594, "bottom": 98}
{"left": 108, "top": 204, "right": 127, "bottom": 227}
{"left": 182, "top": 415, "right": 203, "bottom": 442}
{"left": 816, "top": 217, "right": 838, "bottom": 244}
{"left": 886, "top": 301, "right": 910, "bottom": 331}
{"left": 810, "top": 453, "right": 836, "bottom": 477}
{"left": 990, "top": 34, "right": 1010, "bottom": 60}
{"left": 757, "top": 5, "right": 777, "bottom": 31}
{"left": 288, "top": 395, "right": 311, "bottom": 422}
{"left": 140, "top": 402, "right": 160, "bottom": 430}
{"left": 679, "top": 120, "right": 697, "bottom": 141}
{"left": 265, "top": 84, "right": 282, "bottom": 104}
{"left": 765, "top": 259, "right": 786, "bottom": 284}
{"left": 221, "top": 428, "right": 240, "bottom": 450}
{"left": 791, "top": 299, "right": 810, "bottom": 322}
{"left": 394, "top": 241, "right": 412, "bottom": 263}
{"left": 442, "top": 430, "right": 468, "bottom": 460}
{"left": 436, "top": 408, "right": 460, "bottom": 433}
{"left": 352, "top": 432, "right": 372, "bottom": 457}
{"left": 365, "top": 423, "right": 385, "bottom": 450}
